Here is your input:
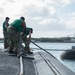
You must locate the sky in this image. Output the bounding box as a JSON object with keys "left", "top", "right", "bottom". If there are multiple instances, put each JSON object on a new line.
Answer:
{"left": 0, "top": 0, "right": 75, "bottom": 38}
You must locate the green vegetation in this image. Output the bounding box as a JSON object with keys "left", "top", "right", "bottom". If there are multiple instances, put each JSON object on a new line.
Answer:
{"left": 31, "top": 37, "right": 75, "bottom": 43}
{"left": 0, "top": 37, "right": 75, "bottom": 43}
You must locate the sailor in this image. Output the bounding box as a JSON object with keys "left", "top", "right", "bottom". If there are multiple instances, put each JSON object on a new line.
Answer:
{"left": 22, "top": 27, "right": 33, "bottom": 54}
{"left": 3, "top": 17, "right": 10, "bottom": 49}
{"left": 7, "top": 17, "right": 26, "bottom": 55}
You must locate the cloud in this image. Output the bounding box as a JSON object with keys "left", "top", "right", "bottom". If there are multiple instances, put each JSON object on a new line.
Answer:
{"left": 60, "top": 0, "right": 71, "bottom": 5}
{"left": 58, "top": 0, "right": 75, "bottom": 7}
{"left": 68, "top": 12, "right": 75, "bottom": 16}
{"left": 39, "top": 18, "right": 57, "bottom": 25}
{"left": 0, "top": 0, "right": 75, "bottom": 38}
{"left": 65, "top": 17, "right": 75, "bottom": 29}
{"left": 8, "top": 0, "right": 15, "bottom": 3}
{"left": 0, "top": 8, "right": 4, "bottom": 14}
{"left": 47, "top": 6, "right": 56, "bottom": 15}
{"left": 32, "top": 30, "right": 73, "bottom": 38}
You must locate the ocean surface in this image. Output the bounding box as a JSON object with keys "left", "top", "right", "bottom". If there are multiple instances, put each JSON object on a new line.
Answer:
{"left": 0, "top": 42, "right": 75, "bottom": 73}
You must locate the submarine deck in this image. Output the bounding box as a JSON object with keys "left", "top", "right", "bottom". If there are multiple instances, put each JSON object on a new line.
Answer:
{"left": 0, "top": 49, "right": 75, "bottom": 75}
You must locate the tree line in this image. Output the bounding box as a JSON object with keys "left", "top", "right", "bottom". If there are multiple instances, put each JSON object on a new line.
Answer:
{"left": 0, "top": 37, "right": 75, "bottom": 43}
{"left": 31, "top": 37, "right": 75, "bottom": 43}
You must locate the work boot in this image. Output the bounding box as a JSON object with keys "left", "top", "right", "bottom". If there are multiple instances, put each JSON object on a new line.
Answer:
{"left": 9, "top": 51, "right": 14, "bottom": 54}
{"left": 27, "top": 51, "right": 33, "bottom": 54}
{"left": 24, "top": 46, "right": 33, "bottom": 54}
{"left": 4, "top": 47, "right": 10, "bottom": 52}
{"left": 8, "top": 47, "right": 14, "bottom": 54}
{"left": 4, "top": 45, "right": 9, "bottom": 49}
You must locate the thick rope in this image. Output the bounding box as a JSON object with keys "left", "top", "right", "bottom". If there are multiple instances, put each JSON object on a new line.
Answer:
{"left": 30, "top": 41, "right": 59, "bottom": 59}
{"left": 20, "top": 56, "right": 23, "bottom": 75}
{"left": 19, "top": 34, "right": 24, "bottom": 75}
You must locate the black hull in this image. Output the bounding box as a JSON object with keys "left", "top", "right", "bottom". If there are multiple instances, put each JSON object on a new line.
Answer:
{"left": 60, "top": 49, "right": 75, "bottom": 60}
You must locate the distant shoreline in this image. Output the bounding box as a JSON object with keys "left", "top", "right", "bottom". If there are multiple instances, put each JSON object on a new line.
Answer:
{"left": 0, "top": 37, "right": 75, "bottom": 43}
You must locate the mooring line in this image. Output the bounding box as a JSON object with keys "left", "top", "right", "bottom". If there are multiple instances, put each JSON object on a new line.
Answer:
{"left": 31, "top": 41, "right": 58, "bottom": 60}
{"left": 20, "top": 56, "right": 23, "bottom": 75}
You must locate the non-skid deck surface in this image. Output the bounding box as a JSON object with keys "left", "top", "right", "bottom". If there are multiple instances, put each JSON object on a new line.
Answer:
{"left": 0, "top": 50, "right": 36, "bottom": 75}
{"left": 0, "top": 51, "right": 19, "bottom": 75}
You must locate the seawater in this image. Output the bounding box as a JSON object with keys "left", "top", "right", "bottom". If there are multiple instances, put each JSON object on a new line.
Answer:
{"left": 0, "top": 42, "right": 75, "bottom": 73}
